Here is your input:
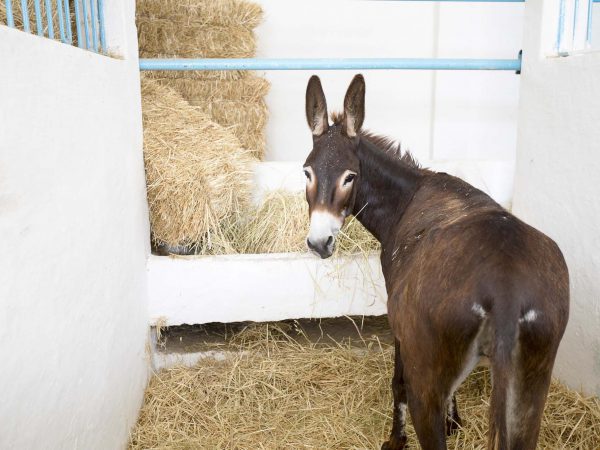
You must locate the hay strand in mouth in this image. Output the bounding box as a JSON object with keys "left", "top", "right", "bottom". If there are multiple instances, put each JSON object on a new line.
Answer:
{"left": 129, "top": 323, "right": 600, "bottom": 449}
{"left": 235, "top": 191, "right": 380, "bottom": 256}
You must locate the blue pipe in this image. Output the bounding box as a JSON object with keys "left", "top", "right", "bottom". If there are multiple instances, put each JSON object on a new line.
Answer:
{"left": 139, "top": 57, "right": 522, "bottom": 71}
{"left": 73, "top": 0, "right": 83, "bottom": 47}
{"left": 90, "top": 0, "right": 99, "bottom": 52}
{"left": 56, "top": 0, "right": 66, "bottom": 42}
{"left": 33, "top": 0, "right": 42, "bottom": 36}
{"left": 4, "top": 0, "right": 14, "bottom": 27}
{"left": 98, "top": 0, "right": 106, "bottom": 52}
{"left": 81, "top": 0, "right": 91, "bottom": 49}
{"left": 63, "top": 0, "right": 72, "bottom": 43}
{"left": 587, "top": 0, "right": 594, "bottom": 44}
{"left": 44, "top": 0, "right": 53, "bottom": 38}
{"left": 19, "top": 0, "right": 30, "bottom": 32}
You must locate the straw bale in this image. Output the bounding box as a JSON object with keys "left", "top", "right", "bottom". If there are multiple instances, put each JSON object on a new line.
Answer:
{"left": 141, "top": 78, "right": 256, "bottom": 252}
{"left": 188, "top": 98, "right": 267, "bottom": 158}
{"left": 129, "top": 323, "right": 600, "bottom": 449}
{"left": 136, "top": 0, "right": 263, "bottom": 29}
{"left": 138, "top": 20, "right": 256, "bottom": 58}
{"left": 154, "top": 76, "right": 270, "bottom": 103}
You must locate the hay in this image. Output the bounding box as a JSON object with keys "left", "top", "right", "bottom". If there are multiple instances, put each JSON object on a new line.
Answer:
{"left": 129, "top": 323, "right": 600, "bottom": 449}
{"left": 142, "top": 77, "right": 256, "bottom": 252}
{"left": 136, "top": 0, "right": 263, "bottom": 58}
{"left": 137, "top": 21, "right": 256, "bottom": 58}
{"left": 136, "top": 0, "right": 263, "bottom": 29}
{"left": 149, "top": 75, "right": 270, "bottom": 157}
{"left": 137, "top": 0, "right": 269, "bottom": 159}
{"left": 235, "top": 191, "right": 379, "bottom": 255}
{"left": 156, "top": 76, "right": 270, "bottom": 103}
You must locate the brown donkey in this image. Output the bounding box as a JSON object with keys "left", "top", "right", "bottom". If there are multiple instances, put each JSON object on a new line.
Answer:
{"left": 302, "top": 74, "right": 569, "bottom": 450}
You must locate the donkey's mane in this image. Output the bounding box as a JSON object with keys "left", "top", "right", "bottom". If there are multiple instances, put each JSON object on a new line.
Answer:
{"left": 330, "top": 112, "right": 421, "bottom": 170}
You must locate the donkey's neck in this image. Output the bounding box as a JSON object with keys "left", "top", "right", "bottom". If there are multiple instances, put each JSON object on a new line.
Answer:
{"left": 352, "top": 136, "right": 422, "bottom": 246}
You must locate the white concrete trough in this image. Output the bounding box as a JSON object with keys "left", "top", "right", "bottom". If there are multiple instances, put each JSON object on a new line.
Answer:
{"left": 148, "top": 252, "right": 386, "bottom": 326}
{"left": 148, "top": 160, "right": 514, "bottom": 326}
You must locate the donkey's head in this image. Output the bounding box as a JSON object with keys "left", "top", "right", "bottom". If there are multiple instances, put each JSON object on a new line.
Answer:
{"left": 303, "top": 74, "right": 366, "bottom": 258}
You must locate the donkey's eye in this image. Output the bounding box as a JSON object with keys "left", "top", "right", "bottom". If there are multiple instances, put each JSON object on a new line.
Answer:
{"left": 304, "top": 170, "right": 312, "bottom": 181}
{"left": 343, "top": 174, "right": 356, "bottom": 186}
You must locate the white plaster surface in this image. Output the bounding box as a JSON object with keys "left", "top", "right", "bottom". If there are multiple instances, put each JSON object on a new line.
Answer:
{"left": 254, "top": 0, "right": 522, "bottom": 164}
{"left": 0, "top": 1, "right": 150, "bottom": 447}
{"left": 512, "top": 0, "right": 600, "bottom": 396}
{"left": 148, "top": 253, "right": 386, "bottom": 326}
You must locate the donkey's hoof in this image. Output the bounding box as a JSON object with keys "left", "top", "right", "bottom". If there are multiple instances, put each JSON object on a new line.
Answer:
{"left": 381, "top": 435, "right": 408, "bottom": 450}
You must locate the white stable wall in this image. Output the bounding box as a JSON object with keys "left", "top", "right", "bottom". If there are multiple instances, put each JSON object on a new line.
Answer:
{"left": 0, "top": 1, "right": 150, "bottom": 448}
{"left": 255, "top": 0, "right": 523, "bottom": 170}
{"left": 513, "top": 0, "right": 600, "bottom": 396}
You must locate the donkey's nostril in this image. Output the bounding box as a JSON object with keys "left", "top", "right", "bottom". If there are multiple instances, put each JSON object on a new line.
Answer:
{"left": 326, "top": 236, "right": 333, "bottom": 246}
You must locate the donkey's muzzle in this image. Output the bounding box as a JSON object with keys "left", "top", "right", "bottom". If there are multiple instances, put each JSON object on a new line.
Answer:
{"left": 307, "top": 236, "right": 334, "bottom": 259}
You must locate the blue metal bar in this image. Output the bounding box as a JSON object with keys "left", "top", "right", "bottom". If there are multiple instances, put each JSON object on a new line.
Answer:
{"left": 587, "top": 0, "right": 594, "bottom": 44}
{"left": 139, "top": 57, "right": 522, "bottom": 72}
{"left": 5, "top": 0, "right": 15, "bottom": 27}
{"left": 73, "top": 0, "right": 83, "bottom": 47}
{"left": 44, "top": 0, "right": 53, "bottom": 38}
{"left": 573, "top": 0, "right": 579, "bottom": 42}
{"left": 557, "top": 0, "right": 566, "bottom": 52}
{"left": 33, "top": 0, "right": 42, "bottom": 35}
{"left": 63, "top": 0, "right": 72, "bottom": 43}
{"left": 98, "top": 0, "right": 106, "bottom": 52}
{"left": 20, "top": 0, "right": 30, "bottom": 32}
{"left": 81, "top": 0, "right": 91, "bottom": 49}
{"left": 56, "top": 0, "right": 66, "bottom": 42}
{"left": 90, "top": 0, "right": 98, "bottom": 52}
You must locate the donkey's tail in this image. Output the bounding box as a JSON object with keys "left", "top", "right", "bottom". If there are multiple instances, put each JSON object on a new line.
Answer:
{"left": 488, "top": 291, "right": 520, "bottom": 450}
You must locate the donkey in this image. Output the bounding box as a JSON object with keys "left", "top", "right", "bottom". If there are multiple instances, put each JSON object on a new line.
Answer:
{"left": 302, "top": 74, "right": 569, "bottom": 450}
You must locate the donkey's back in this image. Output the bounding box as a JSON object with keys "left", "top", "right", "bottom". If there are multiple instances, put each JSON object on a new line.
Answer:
{"left": 384, "top": 171, "right": 569, "bottom": 450}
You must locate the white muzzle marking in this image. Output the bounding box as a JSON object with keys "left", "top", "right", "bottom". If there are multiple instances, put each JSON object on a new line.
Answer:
{"left": 307, "top": 211, "right": 343, "bottom": 246}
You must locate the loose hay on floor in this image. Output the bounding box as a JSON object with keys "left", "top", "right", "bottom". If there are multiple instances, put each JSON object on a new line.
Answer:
{"left": 142, "top": 78, "right": 256, "bottom": 252}
{"left": 129, "top": 324, "right": 600, "bottom": 449}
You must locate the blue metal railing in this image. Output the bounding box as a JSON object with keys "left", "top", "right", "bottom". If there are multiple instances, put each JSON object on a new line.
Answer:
{"left": 2, "top": 0, "right": 106, "bottom": 54}
{"left": 139, "top": 57, "right": 522, "bottom": 72}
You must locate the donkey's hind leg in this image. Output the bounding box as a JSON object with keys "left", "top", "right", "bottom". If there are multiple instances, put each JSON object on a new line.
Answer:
{"left": 381, "top": 339, "right": 408, "bottom": 450}
{"left": 501, "top": 328, "right": 559, "bottom": 450}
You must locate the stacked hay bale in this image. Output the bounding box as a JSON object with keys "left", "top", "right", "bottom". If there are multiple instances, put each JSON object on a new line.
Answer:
{"left": 141, "top": 80, "right": 255, "bottom": 254}
{"left": 137, "top": 0, "right": 267, "bottom": 253}
{"left": 137, "top": 0, "right": 269, "bottom": 158}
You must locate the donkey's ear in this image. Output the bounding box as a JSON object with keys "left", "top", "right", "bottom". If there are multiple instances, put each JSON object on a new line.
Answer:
{"left": 305, "top": 75, "right": 329, "bottom": 136}
{"left": 342, "top": 74, "right": 365, "bottom": 138}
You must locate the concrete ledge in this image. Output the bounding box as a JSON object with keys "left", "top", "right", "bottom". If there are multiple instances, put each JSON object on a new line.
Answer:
{"left": 148, "top": 252, "right": 386, "bottom": 325}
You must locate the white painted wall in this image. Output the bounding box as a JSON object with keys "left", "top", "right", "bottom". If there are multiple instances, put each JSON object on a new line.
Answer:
{"left": 512, "top": 0, "right": 600, "bottom": 396}
{"left": 0, "top": 1, "right": 150, "bottom": 447}
{"left": 255, "top": 0, "right": 523, "bottom": 168}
